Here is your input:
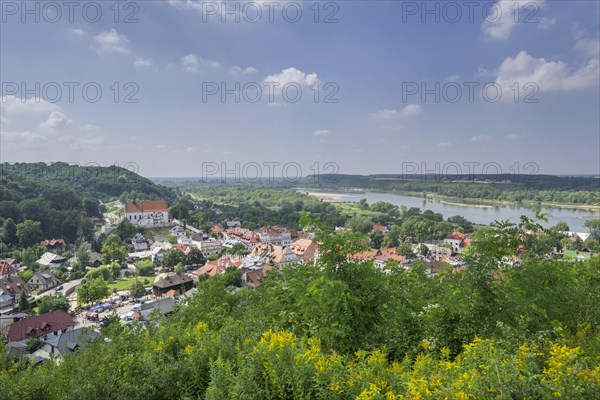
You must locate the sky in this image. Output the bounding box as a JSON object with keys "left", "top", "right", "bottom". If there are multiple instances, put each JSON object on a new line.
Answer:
{"left": 1, "top": 0, "right": 599, "bottom": 178}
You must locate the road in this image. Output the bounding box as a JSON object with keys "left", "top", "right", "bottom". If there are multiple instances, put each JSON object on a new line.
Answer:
{"left": 33, "top": 278, "right": 84, "bottom": 301}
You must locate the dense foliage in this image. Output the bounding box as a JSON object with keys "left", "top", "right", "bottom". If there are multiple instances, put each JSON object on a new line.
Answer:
{"left": 2, "top": 220, "right": 599, "bottom": 399}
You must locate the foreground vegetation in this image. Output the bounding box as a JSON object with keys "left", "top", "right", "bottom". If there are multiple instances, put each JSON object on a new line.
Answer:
{"left": 2, "top": 217, "right": 599, "bottom": 399}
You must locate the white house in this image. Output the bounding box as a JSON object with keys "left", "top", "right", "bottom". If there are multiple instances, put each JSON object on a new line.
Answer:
{"left": 124, "top": 200, "right": 169, "bottom": 227}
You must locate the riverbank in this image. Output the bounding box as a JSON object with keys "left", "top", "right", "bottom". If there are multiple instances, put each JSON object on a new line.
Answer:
{"left": 298, "top": 187, "right": 600, "bottom": 213}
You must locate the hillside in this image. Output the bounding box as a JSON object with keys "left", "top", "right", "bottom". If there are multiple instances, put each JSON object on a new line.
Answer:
{"left": 0, "top": 163, "right": 176, "bottom": 247}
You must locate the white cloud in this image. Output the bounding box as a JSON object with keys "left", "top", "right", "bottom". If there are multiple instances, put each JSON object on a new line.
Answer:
{"left": 0, "top": 130, "right": 47, "bottom": 144}
{"left": 495, "top": 50, "right": 599, "bottom": 92}
{"left": 39, "top": 111, "right": 72, "bottom": 130}
{"left": 1, "top": 95, "right": 60, "bottom": 115}
{"left": 504, "top": 133, "right": 524, "bottom": 140}
{"left": 92, "top": 29, "right": 131, "bottom": 54}
{"left": 0, "top": 116, "right": 10, "bottom": 125}
{"left": 82, "top": 123, "right": 100, "bottom": 131}
{"left": 312, "top": 129, "right": 332, "bottom": 137}
{"left": 134, "top": 57, "right": 153, "bottom": 68}
{"left": 437, "top": 142, "right": 451, "bottom": 148}
{"left": 471, "top": 134, "right": 492, "bottom": 142}
{"left": 481, "top": 0, "right": 547, "bottom": 40}
{"left": 229, "top": 66, "right": 258, "bottom": 76}
{"left": 66, "top": 28, "right": 86, "bottom": 37}
{"left": 181, "top": 53, "right": 220, "bottom": 73}
{"left": 370, "top": 104, "right": 421, "bottom": 121}
{"left": 537, "top": 17, "right": 556, "bottom": 30}
{"left": 263, "top": 67, "right": 319, "bottom": 87}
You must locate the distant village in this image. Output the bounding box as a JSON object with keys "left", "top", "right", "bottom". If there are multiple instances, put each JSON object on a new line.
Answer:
{"left": 1, "top": 198, "right": 596, "bottom": 364}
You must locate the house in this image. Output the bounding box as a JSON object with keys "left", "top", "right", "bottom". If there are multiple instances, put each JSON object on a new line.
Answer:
{"left": 152, "top": 273, "right": 194, "bottom": 296}
{"left": 225, "top": 219, "right": 241, "bottom": 228}
{"left": 132, "top": 233, "right": 150, "bottom": 251}
{"left": 28, "top": 271, "right": 59, "bottom": 291}
{"left": 36, "top": 252, "right": 68, "bottom": 269}
{"left": 374, "top": 248, "right": 407, "bottom": 270}
{"left": 0, "top": 276, "right": 28, "bottom": 305}
{"left": 225, "top": 228, "right": 260, "bottom": 250}
{"left": 256, "top": 226, "right": 292, "bottom": 246}
{"left": 0, "top": 260, "right": 18, "bottom": 278}
{"left": 170, "top": 226, "right": 187, "bottom": 238}
{"left": 139, "top": 297, "right": 176, "bottom": 319}
{"left": 289, "top": 238, "right": 319, "bottom": 264}
{"left": 6, "top": 310, "right": 75, "bottom": 342}
{"left": 197, "top": 256, "right": 243, "bottom": 277}
{"left": 443, "top": 231, "right": 468, "bottom": 253}
{"left": 124, "top": 200, "right": 169, "bottom": 227}
{"left": 88, "top": 251, "right": 103, "bottom": 267}
{"left": 198, "top": 239, "right": 223, "bottom": 257}
{"left": 249, "top": 243, "right": 298, "bottom": 267}
{"left": 0, "top": 312, "right": 28, "bottom": 331}
{"left": 371, "top": 224, "right": 389, "bottom": 234}
{"left": 38, "top": 327, "right": 100, "bottom": 361}
{"left": 208, "top": 225, "right": 224, "bottom": 237}
{"left": 40, "top": 239, "right": 67, "bottom": 252}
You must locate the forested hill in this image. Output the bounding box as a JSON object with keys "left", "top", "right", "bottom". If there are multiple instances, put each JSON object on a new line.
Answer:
{"left": 0, "top": 162, "right": 175, "bottom": 201}
{"left": 300, "top": 174, "right": 600, "bottom": 205}
{"left": 0, "top": 163, "right": 176, "bottom": 246}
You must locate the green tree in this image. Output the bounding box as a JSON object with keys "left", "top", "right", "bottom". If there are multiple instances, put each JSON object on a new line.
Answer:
{"left": 162, "top": 248, "right": 186, "bottom": 269}
{"left": 397, "top": 241, "right": 416, "bottom": 258}
{"left": 16, "top": 220, "right": 44, "bottom": 247}
{"left": 76, "top": 243, "right": 90, "bottom": 267}
{"left": 18, "top": 291, "right": 31, "bottom": 312}
{"left": 38, "top": 293, "right": 70, "bottom": 314}
{"left": 76, "top": 277, "right": 110, "bottom": 307}
{"left": 101, "top": 233, "right": 127, "bottom": 264}
{"left": 2, "top": 218, "right": 17, "bottom": 245}
{"left": 344, "top": 216, "right": 374, "bottom": 234}
{"left": 135, "top": 259, "right": 155, "bottom": 276}
{"left": 186, "top": 247, "right": 205, "bottom": 265}
{"left": 585, "top": 219, "right": 600, "bottom": 241}
{"left": 129, "top": 280, "right": 146, "bottom": 297}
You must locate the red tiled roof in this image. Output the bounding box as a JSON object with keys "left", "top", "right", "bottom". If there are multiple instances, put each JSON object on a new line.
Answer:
{"left": 40, "top": 239, "right": 66, "bottom": 248}
{"left": 125, "top": 200, "right": 168, "bottom": 213}
{"left": 0, "top": 261, "right": 17, "bottom": 276}
{"left": 6, "top": 310, "right": 75, "bottom": 342}
{"left": 446, "top": 231, "right": 466, "bottom": 241}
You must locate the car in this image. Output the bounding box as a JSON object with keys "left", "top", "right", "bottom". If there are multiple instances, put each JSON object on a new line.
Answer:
{"left": 55, "top": 285, "right": 63, "bottom": 291}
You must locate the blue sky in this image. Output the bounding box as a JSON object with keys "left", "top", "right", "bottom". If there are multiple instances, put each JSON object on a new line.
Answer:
{"left": 1, "top": 0, "right": 599, "bottom": 177}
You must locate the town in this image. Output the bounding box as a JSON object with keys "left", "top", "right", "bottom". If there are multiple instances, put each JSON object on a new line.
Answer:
{"left": 2, "top": 192, "right": 598, "bottom": 367}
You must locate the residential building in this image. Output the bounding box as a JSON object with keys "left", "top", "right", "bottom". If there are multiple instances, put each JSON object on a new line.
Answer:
{"left": 36, "top": 252, "right": 68, "bottom": 269}
{"left": 6, "top": 310, "right": 75, "bottom": 342}
{"left": 290, "top": 238, "right": 319, "bottom": 264}
{"left": 124, "top": 200, "right": 169, "bottom": 227}
{"left": 28, "top": 271, "right": 59, "bottom": 291}
{"left": 38, "top": 327, "right": 100, "bottom": 361}
{"left": 40, "top": 239, "right": 67, "bottom": 252}
{"left": 131, "top": 233, "right": 150, "bottom": 251}
{"left": 249, "top": 243, "right": 298, "bottom": 267}
{"left": 152, "top": 273, "right": 194, "bottom": 296}
{"left": 0, "top": 276, "right": 28, "bottom": 305}
{"left": 0, "top": 260, "right": 18, "bottom": 278}
{"left": 256, "top": 226, "right": 292, "bottom": 246}
{"left": 225, "top": 228, "right": 260, "bottom": 249}
{"left": 198, "top": 239, "right": 223, "bottom": 257}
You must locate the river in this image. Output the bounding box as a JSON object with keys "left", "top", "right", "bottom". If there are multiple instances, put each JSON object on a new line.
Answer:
{"left": 301, "top": 190, "right": 599, "bottom": 232}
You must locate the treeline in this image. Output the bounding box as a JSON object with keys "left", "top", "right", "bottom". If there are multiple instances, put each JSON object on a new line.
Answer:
{"left": 171, "top": 184, "right": 347, "bottom": 230}
{"left": 1, "top": 220, "right": 599, "bottom": 398}
{"left": 300, "top": 174, "right": 600, "bottom": 205}
{"left": 1, "top": 162, "right": 175, "bottom": 201}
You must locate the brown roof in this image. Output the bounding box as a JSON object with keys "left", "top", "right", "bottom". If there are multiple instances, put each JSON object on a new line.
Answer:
{"left": 0, "top": 261, "right": 17, "bottom": 276}
{"left": 125, "top": 200, "right": 168, "bottom": 213}
{"left": 0, "top": 276, "right": 28, "bottom": 296}
{"left": 6, "top": 310, "right": 75, "bottom": 342}
{"left": 40, "top": 239, "right": 66, "bottom": 248}
{"left": 152, "top": 273, "right": 193, "bottom": 289}
{"left": 446, "top": 231, "right": 466, "bottom": 241}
